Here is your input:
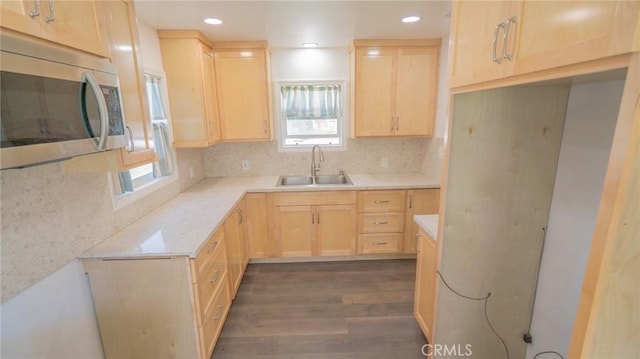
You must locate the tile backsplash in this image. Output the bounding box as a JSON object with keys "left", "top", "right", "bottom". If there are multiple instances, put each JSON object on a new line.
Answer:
{"left": 204, "top": 137, "right": 441, "bottom": 179}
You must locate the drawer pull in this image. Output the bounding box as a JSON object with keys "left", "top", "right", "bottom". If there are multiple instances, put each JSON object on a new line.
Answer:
{"left": 374, "top": 200, "right": 389, "bottom": 204}
{"left": 206, "top": 241, "right": 219, "bottom": 254}
{"left": 209, "top": 270, "right": 221, "bottom": 284}
{"left": 214, "top": 304, "right": 225, "bottom": 320}
{"left": 373, "top": 221, "right": 388, "bottom": 225}
{"left": 374, "top": 242, "right": 388, "bottom": 245}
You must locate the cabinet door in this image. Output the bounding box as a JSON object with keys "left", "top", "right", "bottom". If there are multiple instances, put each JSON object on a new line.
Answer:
{"left": 513, "top": 1, "right": 640, "bottom": 75}
{"left": 103, "top": 0, "right": 156, "bottom": 169}
{"left": 215, "top": 49, "right": 271, "bottom": 141}
{"left": 404, "top": 189, "right": 440, "bottom": 253}
{"left": 0, "top": 1, "right": 45, "bottom": 40}
{"left": 354, "top": 47, "right": 396, "bottom": 136}
{"left": 224, "top": 202, "right": 248, "bottom": 297}
{"left": 316, "top": 205, "right": 356, "bottom": 256}
{"left": 395, "top": 47, "right": 439, "bottom": 136}
{"left": 1, "top": 0, "right": 109, "bottom": 57}
{"left": 245, "top": 193, "right": 272, "bottom": 258}
{"left": 274, "top": 205, "right": 314, "bottom": 257}
{"left": 160, "top": 37, "right": 213, "bottom": 147}
{"left": 448, "top": 1, "right": 514, "bottom": 87}
{"left": 200, "top": 45, "right": 220, "bottom": 144}
{"left": 414, "top": 229, "right": 438, "bottom": 343}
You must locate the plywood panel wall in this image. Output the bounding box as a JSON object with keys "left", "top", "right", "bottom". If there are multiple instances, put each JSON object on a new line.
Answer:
{"left": 434, "top": 85, "right": 569, "bottom": 359}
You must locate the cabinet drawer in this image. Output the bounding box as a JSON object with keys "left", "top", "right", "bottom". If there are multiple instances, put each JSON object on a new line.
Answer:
{"left": 357, "top": 233, "right": 402, "bottom": 254}
{"left": 199, "top": 276, "right": 231, "bottom": 358}
{"left": 357, "top": 190, "right": 405, "bottom": 212}
{"left": 273, "top": 191, "right": 356, "bottom": 206}
{"left": 194, "top": 240, "right": 228, "bottom": 325}
{"left": 194, "top": 229, "right": 225, "bottom": 279}
{"left": 357, "top": 212, "right": 404, "bottom": 233}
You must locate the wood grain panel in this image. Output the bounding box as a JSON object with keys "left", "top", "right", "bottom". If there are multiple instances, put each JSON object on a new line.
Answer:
{"left": 435, "top": 85, "right": 569, "bottom": 359}
{"left": 84, "top": 258, "right": 199, "bottom": 359}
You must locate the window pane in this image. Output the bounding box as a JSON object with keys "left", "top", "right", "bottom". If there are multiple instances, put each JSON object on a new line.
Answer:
{"left": 286, "top": 118, "right": 337, "bottom": 136}
{"left": 280, "top": 83, "right": 343, "bottom": 148}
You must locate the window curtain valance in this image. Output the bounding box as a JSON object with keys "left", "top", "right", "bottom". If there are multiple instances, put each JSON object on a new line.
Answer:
{"left": 281, "top": 84, "right": 341, "bottom": 120}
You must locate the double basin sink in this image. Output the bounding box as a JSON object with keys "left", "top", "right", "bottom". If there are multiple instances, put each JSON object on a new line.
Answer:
{"left": 277, "top": 173, "right": 353, "bottom": 187}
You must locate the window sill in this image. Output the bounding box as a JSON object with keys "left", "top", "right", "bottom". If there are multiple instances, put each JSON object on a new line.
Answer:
{"left": 109, "top": 172, "right": 178, "bottom": 211}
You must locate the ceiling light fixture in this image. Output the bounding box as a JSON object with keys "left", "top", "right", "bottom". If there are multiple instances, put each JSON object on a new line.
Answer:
{"left": 402, "top": 16, "right": 421, "bottom": 23}
{"left": 302, "top": 42, "right": 318, "bottom": 48}
{"left": 204, "top": 18, "right": 223, "bottom": 25}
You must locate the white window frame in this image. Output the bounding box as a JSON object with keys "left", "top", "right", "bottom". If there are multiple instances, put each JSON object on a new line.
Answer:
{"left": 109, "top": 68, "right": 178, "bottom": 210}
{"left": 275, "top": 79, "right": 348, "bottom": 152}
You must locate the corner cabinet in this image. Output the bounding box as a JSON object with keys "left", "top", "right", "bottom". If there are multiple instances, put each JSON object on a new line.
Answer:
{"left": 270, "top": 191, "right": 357, "bottom": 257}
{"left": 83, "top": 228, "right": 231, "bottom": 359}
{"left": 103, "top": 0, "right": 156, "bottom": 168}
{"left": 351, "top": 40, "right": 440, "bottom": 137}
{"left": 414, "top": 227, "right": 439, "bottom": 343}
{"left": 159, "top": 30, "right": 220, "bottom": 148}
{"left": 224, "top": 200, "right": 249, "bottom": 298}
{"left": 214, "top": 42, "right": 273, "bottom": 141}
{"left": 0, "top": 0, "right": 109, "bottom": 57}
{"left": 449, "top": 1, "right": 640, "bottom": 88}
{"left": 403, "top": 189, "right": 440, "bottom": 253}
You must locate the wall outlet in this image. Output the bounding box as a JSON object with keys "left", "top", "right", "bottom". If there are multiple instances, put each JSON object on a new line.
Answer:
{"left": 188, "top": 166, "right": 195, "bottom": 179}
{"left": 380, "top": 157, "right": 388, "bottom": 168}
{"left": 241, "top": 160, "right": 250, "bottom": 171}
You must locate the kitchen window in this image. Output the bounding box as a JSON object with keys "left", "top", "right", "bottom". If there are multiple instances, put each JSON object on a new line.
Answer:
{"left": 278, "top": 82, "right": 344, "bottom": 150}
{"left": 112, "top": 73, "right": 176, "bottom": 202}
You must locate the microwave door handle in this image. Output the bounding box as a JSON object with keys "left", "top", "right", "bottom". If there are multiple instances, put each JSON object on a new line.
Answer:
{"left": 81, "top": 72, "right": 109, "bottom": 150}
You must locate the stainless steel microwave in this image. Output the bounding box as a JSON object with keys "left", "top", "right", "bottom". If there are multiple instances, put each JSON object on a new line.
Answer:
{"left": 0, "top": 33, "right": 128, "bottom": 170}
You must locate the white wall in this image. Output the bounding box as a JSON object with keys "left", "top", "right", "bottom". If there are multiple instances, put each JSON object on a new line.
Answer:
{"left": 526, "top": 79, "right": 624, "bottom": 358}
{"left": 1, "top": 261, "right": 104, "bottom": 359}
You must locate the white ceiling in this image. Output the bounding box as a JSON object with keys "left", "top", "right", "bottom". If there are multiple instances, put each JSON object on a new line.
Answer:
{"left": 134, "top": 1, "right": 452, "bottom": 48}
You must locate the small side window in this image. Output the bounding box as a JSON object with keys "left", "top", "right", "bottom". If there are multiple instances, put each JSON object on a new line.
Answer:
{"left": 113, "top": 74, "right": 175, "bottom": 196}
{"left": 279, "top": 82, "right": 344, "bottom": 149}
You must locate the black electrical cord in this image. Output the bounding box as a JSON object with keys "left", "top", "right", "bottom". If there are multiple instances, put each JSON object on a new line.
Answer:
{"left": 436, "top": 269, "right": 566, "bottom": 359}
{"left": 436, "top": 270, "right": 510, "bottom": 359}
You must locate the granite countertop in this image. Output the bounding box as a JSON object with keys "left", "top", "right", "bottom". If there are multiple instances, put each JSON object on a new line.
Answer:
{"left": 414, "top": 214, "right": 438, "bottom": 240}
{"left": 81, "top": 174, "right": 439, "bottom": 260}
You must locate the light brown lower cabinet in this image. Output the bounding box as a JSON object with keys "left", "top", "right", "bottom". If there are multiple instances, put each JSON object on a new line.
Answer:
{"left": 414, "top": 227, "right": 439, "bottom": 343}
{"left": 356, "top": 190, "right": 406, "bottom": 254}
{"left": 270, "top": 191, "right": 357, "bottom": 257}
{"left": 404, "top": 189, "right": 440, "bottom": 253}
{"left": 83, "top": 229, "right": 231, "bottom": 359}
{"left": 224, "top": 199, "right": 249, "bottom": 298}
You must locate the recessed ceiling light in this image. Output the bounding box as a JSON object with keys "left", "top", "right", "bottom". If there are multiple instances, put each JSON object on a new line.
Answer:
{"left": 302, "top": 42, "right": 318, "bottom": 48}
{"left": 204, "top": 18, "right": 223, "bottom": 25}
{"left": 402, "top": 16, "right": 421, "bottom": 23}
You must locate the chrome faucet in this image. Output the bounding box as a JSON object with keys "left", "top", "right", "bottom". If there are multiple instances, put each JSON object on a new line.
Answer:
{"left": 310, "top": 145, "right": 325, "bottom": 179}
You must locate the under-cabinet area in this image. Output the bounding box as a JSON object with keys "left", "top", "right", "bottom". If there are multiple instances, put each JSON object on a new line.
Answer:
{"left": 80, "top": 176, "right": 440, "bottom": 358}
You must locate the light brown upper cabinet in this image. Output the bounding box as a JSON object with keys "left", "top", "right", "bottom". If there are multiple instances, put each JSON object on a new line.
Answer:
{"left": 213, "top": 42, "right": 273, "bottom": 142}
{"left": 449, "top": 1, "right": 640, "bottom": 88}
{"left": 159, "top": 31, "right": 220, "bottom": 148}
{"left": 103, "top": 0, "right": 156, "bottom": 169}
{"left": 0, "top": 0, "right": 109, "bottom": 57}
{"left": 352, "top": 40, "right": 440, "bottom": 137}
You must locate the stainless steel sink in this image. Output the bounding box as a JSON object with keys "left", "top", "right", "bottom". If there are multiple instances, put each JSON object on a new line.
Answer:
{"left": 277, "top": 173, "right": 353, "bottom": 187}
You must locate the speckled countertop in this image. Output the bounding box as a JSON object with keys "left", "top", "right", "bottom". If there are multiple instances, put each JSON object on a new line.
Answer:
{"left": 414, "top": 214, "right": 439, "bottom": 240}
{"left": 81, "top": 174, "right": 439, "bottom": 260}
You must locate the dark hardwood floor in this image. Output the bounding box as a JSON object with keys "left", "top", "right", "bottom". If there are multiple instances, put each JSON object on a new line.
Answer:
{"left": 212, "top": 259, "right": 427, "bottom": 358}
